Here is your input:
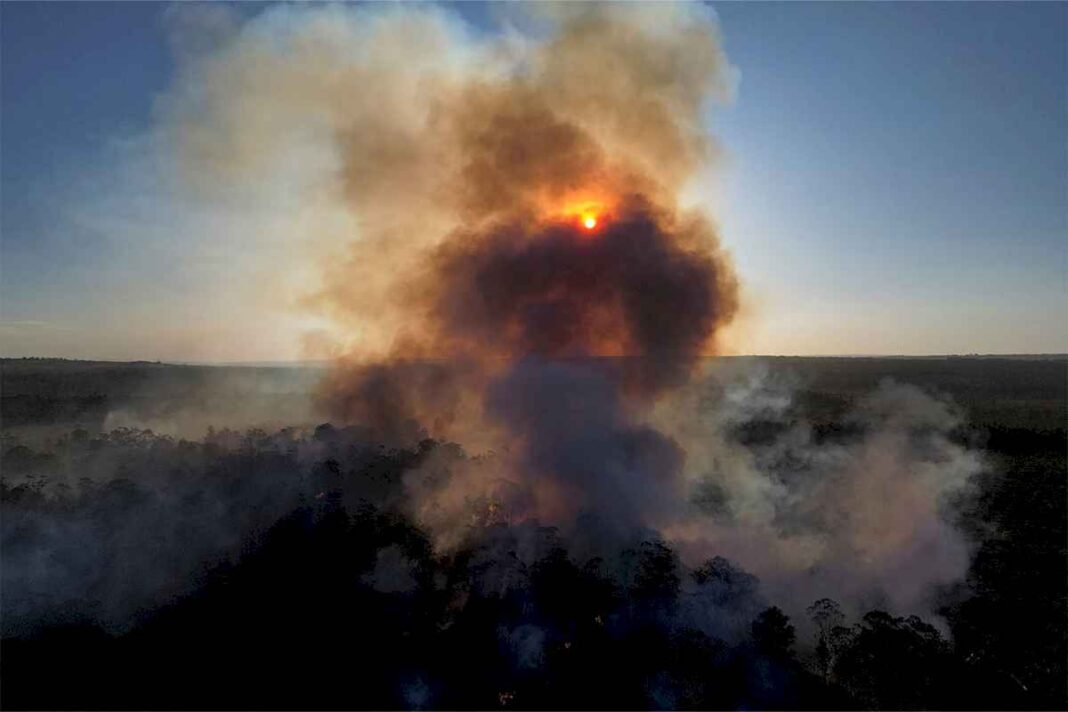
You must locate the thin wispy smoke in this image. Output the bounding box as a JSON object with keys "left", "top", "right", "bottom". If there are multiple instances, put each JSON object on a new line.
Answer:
{"left": 658, "top": 369, "right": 981, "bottom": 619}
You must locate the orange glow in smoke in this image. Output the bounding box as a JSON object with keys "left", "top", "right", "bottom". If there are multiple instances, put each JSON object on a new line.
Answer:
{"left": 543, "top": 193, "right": 612, "bottom": 233}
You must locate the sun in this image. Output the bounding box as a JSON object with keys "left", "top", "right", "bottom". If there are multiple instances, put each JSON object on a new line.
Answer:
{"left": 551, "top": 196, "right": 610, "bottom": 232}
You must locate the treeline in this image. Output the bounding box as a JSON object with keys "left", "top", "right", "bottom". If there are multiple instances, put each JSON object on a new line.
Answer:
{"left": 1, "top": 425, "right": 1064, "bottom": 709}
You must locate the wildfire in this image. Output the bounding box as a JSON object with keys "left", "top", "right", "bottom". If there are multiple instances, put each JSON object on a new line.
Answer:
{"left": 582, "top": 215, "right": 598, "bottom": 230}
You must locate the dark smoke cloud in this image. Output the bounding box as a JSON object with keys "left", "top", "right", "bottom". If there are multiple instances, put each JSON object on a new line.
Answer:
{"left": 288, "top": 7, "right": 742, "bottom": 553}
{"left": 485, "top": 359, "right": 686, "bottom": 532}
{"left": 431, "top": 201, "right": 735, "bottom": 390}
{"left": 318, "top": 197, "right": 737, "bottom": 439}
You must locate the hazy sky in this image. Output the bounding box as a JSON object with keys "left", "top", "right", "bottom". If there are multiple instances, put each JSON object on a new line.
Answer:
{"left": 2, "top": 1, "right": 1065, "bottom": 360}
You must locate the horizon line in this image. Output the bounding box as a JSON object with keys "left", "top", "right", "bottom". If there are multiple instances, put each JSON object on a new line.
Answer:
{"left": 2, "top": 353, "right": 1065, "bottom": 368}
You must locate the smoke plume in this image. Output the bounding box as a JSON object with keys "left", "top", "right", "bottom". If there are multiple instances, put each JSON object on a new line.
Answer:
{"left": 2, "top": 3, "right": 985, "bottom": 636}
{"left": 160, "top": 3, "right": 983, "bottom": 619}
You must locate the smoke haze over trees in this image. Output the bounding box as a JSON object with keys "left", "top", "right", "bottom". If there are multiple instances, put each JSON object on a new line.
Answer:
{"left": 2, "top": 357, "right": 1065, "bottom": 709}
{"left": 1, "top": 2, "right": 1065, "bottom": 709}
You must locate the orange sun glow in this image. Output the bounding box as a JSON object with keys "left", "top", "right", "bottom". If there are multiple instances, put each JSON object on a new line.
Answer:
{"left": 548, "top": 195, "right": 611, "bottom": 232}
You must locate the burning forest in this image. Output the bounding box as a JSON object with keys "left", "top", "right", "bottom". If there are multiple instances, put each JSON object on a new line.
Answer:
{"left": 1, "top": 3, "right": 1065, "bottom": 710}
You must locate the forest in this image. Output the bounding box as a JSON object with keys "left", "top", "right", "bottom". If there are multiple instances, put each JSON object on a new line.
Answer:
{"left": 1, "top": 357, "right": 1064, "bottom": 710}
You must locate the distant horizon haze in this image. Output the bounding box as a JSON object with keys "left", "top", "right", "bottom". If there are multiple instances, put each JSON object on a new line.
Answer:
{"left": 2, "top": 353, "right": 1065, "bottom": 369}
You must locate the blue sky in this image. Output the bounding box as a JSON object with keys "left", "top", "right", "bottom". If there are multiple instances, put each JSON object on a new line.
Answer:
{"left": 2, "top": 2, "right": 1065, "bottom": 359}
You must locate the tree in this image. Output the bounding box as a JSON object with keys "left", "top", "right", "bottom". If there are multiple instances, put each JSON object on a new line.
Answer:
{"left": 752, "top": 606, "right": 795, "bottom": 659}
{"left": 692, "top": 555, "right": 759, "bottom": 605}
{"left": 833, "top": 610, "right": 952, "bottom": 709}
{"left": 631, "top": 540, "right": 682, "bottom": 603}
{"left": 807, "top": 598, "right": 846, "bottom": 681}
